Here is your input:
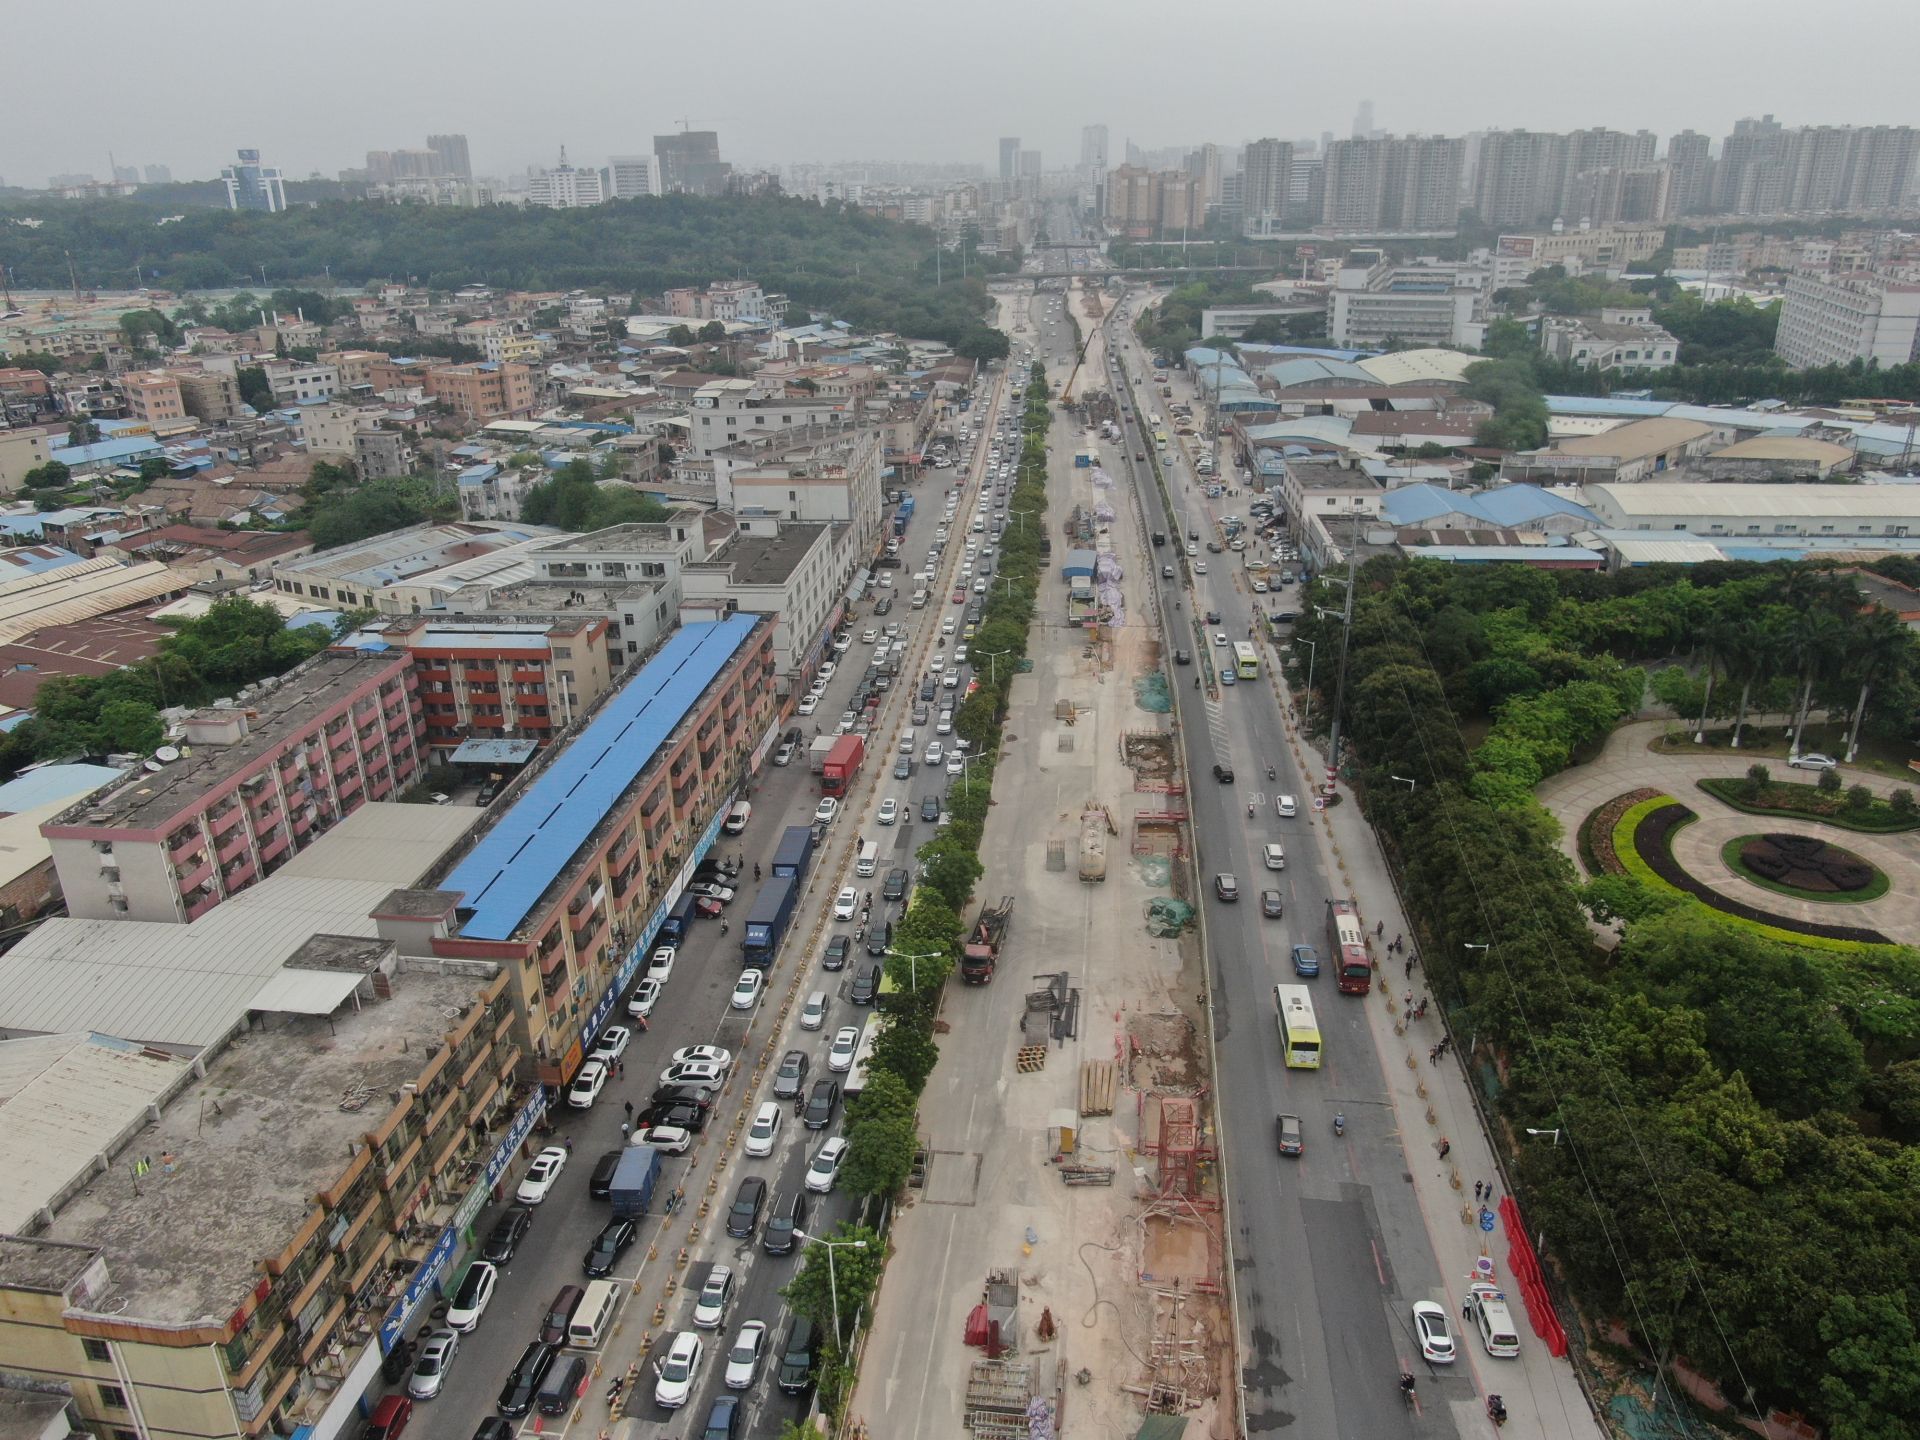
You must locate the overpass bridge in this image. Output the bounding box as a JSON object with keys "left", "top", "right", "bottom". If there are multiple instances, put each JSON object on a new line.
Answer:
{"left": 997, "top": 265, "right": 1274, "bottom": 282}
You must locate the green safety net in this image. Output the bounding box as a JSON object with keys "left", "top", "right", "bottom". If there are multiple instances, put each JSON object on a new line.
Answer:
{"left": 1134, "top": 672, "right": 1172, "bottom": 712}
{"left": 1146, "top": 897, "right": 1195, "bottom": 936}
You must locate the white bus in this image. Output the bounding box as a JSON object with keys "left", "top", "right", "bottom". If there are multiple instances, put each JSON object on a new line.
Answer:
{"left": 843, "top": 1014, "right": 884, "bottom": 1099}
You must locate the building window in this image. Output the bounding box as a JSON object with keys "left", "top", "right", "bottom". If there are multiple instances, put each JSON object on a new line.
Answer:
{"left": 100, "top": 1384, "right": 128, "bottom": 1410}
{"left": 84, "top": 1338, "right": 112, "bottom": 1362}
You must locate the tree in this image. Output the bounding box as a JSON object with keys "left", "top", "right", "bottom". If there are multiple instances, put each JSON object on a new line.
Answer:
{"left": 917, "top": 839, "right": 982, "bottom": 914}
{"left": 697, "top": 320, "right": 726, "bottom": 343}
{"left": 306, "top": 479, "right": 439, "bottom": 550}
{"left": 780, "top": 1223, "right": 886, "bottom": 1339}
{"left": 872, "top": 1015, "right": 940, "bottom": 1093}
{"left": 1840, "top": 611, "right": 1913, "bottom": 762}
{"left": 21, "top": 460, "right": 71, "bottom": 491}
{"left": 665, "top": 325, "right": 696, "bottom": 347}
{"left": 93, "top": 699, "right": 164, "bottom": 754}
{"left": 236, "top": 365, "right": 273, "bottom": 411}
{"left": 66, "top": 418, "right": 102, "bottom": 448}
{"left": 843, "top": 1103, "right": 919, "bottom": 1197}
{"left": 1814, "top": 1292, "right": 1920, "bottom": 1440}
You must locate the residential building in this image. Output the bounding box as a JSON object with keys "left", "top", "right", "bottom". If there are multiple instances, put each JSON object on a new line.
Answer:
{"left": 120, "top": 525, "right": 316, "bottom": 584}
{"left": 1541, "top": 307, "right": 1680, "bottom": 371}
{"left": 1081, "top": 124, "right": 1109, "bottom": 174}
{"left": 682, "top": 520, "right": 844, "bottom": 678}
{"left": 263, "top": 360, "right": 339, "bottom": 406}
{"left": 1502, "top": 417, "right": 1717, "bottom": 484}
{"left": 1327, "top": 250, "right": 1482, "bottom": 348}
{"left": 525, "top": 151, "right": 605, "bottom": 208}
{"left": 1487, "top": 226, "right": 1667, "bottom": 287}
{"left": 685, "top": 378, "right": 859, "bottom": 459}
{"left": 429, "top": 131, "right": 473, "bottom": 179}
{"left": 714, "top": 424, "right": 885, "bottom": 557}
{"left": 410, "top": 612, "right": 775, "bottom": 1086}
{"left": 653, "top": 131, "right": 729, "bottom": 195}
{"left": 173, "top": 366, "right": 243, "bottom": 423}
{"left": 1774, "top": 267, "right": 1920, "bottom": 369}
{"left": 0, "top": 366, "right": 57, "bottom": 424}
{"left": 379, "top": 616, "right": 614, "bottom": 750}
{"left": 661, "top": 281, "right": 789, "bottom": 325}
{"left": 270, "top": 521, "right": 559, "bottom": 613}
{"left": 1666, "top": 129, "right": 1713, "bottom": 215}
{"left": 1715, "top": 119, "right": 1920, "bottom": 215}
{"left": 1282, "top": 456, "right": 1385, "bottom": 569}
{"left": 999, "top": 137, "right": 1020, "bottom": 182}
{"left": 1102, "top": 165, "right": 1205, "bottom": 237}
{"left": 42, "top": 647, "right": 426, "bottom": 922}
{"left": 1321, "top": 135, "right": 1463, "bottom": 233}
{"left": 119, "top": 370, "right": 188, "bottom": 430}
{"left": 1186, "top": 143, "right": 1222, "bottom": 209}
{"left": 0, "top": 427, "right": 52, "bottom": 494}
{"left": 221, "top": 147, "right": 285, "bottom": 212}
{"left": 425, "top": 362, "right": 535, "bottom": 422}
{"left": 1241, "top": 138, "right": 1294, "bottom": 225}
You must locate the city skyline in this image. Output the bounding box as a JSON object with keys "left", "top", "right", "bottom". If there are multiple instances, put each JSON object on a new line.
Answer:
{"left": 6, "top": 0, "right": 1920, "bottom": 185}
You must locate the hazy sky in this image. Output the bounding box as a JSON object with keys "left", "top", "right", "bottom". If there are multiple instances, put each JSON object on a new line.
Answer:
{"left": 9, "top": 0, "right": 1920, "bottom": 185}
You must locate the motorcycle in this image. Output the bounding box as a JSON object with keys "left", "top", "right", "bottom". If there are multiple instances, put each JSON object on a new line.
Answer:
{"left": 1333, "top": 1112, "right": 1345, "bottom": 1137}
{"left": 1266, "top": 764, "right": 1275, "bottom": 781}
{"left": 1398, "top": 1373, "right": 1417, "bottom": 1406}
{"left": 1487, "top": 1395, "right": 1507, "bottom": 1427}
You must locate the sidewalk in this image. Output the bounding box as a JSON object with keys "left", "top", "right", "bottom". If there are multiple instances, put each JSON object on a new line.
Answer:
{"left": 1276, "top": 689, "right": 1609, "bottom": 1440}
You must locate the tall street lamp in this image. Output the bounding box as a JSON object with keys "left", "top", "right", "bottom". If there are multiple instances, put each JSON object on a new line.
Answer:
{"left": 792, "top": 1231, "right": 870, "bottom": 1349}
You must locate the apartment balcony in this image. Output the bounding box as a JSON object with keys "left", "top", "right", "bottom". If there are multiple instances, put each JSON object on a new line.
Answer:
{"left": 385, "top": 708, "right": 410, "bottom": 734}
{"left": 185, "top": 890, "right": 220, "bottom": 921}
{"left": 469, "top": 712, "right": 506, "bottom": 729}
{"left": 511, "top": 667, "right": 546, "bottom": 684}
{"left": 222, "top": 857, "right": 257, "bottom": 891}
{"left": 216, "top": 825, "right": 251, "bottom": 866}
{"left": 292, "top": 808, "right": 314, "bottom": 837}
{"left": 367, "top": 775, "right": 393, "bottom": 802}
{"left": 258, "top": 830, "right": 290, "bottom": 866}
{"left": 208, "top": 804, "right": 243, "bottom": 839}
{"left": 175, "top": 857, "right": 213, "bottom": 893}
{"left": 337, "top": 773, "right": 364, "bottom": 804}
{"left": 168, "top": 828, "right": 205, "bottom": 863}
{"left": 539, "top": 943, "right": 568, "bottom": 978}
{"left": 518, "top": 713, "right": 552, "bottom": 730}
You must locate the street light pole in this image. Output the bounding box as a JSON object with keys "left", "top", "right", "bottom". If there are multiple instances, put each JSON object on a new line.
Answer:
{"left": 793, "top": 1232, "right": 870, "bottom": 1349}
{"left": 1294, "top": 637, "right": 1318, "bottom": 730}
{"left": 978, "top": 648, "right": 1013, "bottom": 688}
{"left": 1322, "top": 498, "right": 1364, "bottom": 795}
{"left": 1390, "top": 775, "right": 1417, "bottom": 792}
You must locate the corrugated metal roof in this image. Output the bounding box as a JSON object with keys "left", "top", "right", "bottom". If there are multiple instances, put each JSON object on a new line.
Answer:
{"left": 444, "top": 614, "right": 758, "bottom": 940}
{"left": 0, "top": 763, "right": 126, "bottom": 813}
{"left": 0, "top": 561, "right": 183, "bottom": 647}
{"left": 1355, "top": 349, "right": 1478, "bottom": 386}
{"left": 245, "top": 967, "right": 367, "bottom": 1015}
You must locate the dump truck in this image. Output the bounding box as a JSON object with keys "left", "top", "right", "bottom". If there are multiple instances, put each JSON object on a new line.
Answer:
{"left": 609, "top": 1147, "right": 661, "bottom": 1218}
{"left": 961, "top": 896, "right": 1014, "bottom": 984}
{"left": 1078, "top": 811, "right": 1108, "bottom": 883}
{"left": 808, "top": 735, "right": 838, "bottom": 773}
{"left": 820, "top": 734, "right": 865, "bottom": 797}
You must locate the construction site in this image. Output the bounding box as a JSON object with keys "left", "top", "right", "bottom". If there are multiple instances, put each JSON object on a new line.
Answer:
{"left": 851, "top": 279, "right": 1234, "bottom": 1440}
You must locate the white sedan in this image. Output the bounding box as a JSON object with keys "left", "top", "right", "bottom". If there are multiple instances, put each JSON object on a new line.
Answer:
{"left": 833, "top": 887, "right": 859, "bottom": 921}
{"left": 589, "top": 1025, "right": 631, "bottom": 1063}
{"left": 827, "top": 1025, "right": 860, "bottom": 1073}
{"left": 670, "top": 1045, "right": 733, "bottom": 1070}
{"left": 724, "top": 1321, "right": 767, "bottom": 1390}
{"left": 627, "top": 977, "right": 661, "bottom": 1019}
{"left": 806, "top": 1137, "right": 849, "bottom": 1193}
{"left": 878, "top": 796, "right": 899, "bottom": 825}
{"left": 796, "top": 695, "right": 818, "bottom": 716}
{"left": 731, "top": 969, "right": 765, "bottom": 1011}
{"left": 646, "top": 946, "right": 677, "bottom": 983}
{"left": 815, "top": 796, "right": 840, "bottom": 825}
{"left": 515, "top": 1146, "right": 568, "bottom": 1204}
{"left": 744, "top": 1101, "right": 782, "bottom": 1157}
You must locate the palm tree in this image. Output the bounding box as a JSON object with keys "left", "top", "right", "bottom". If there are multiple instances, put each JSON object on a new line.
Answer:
{"left": 1840, "top": 610, "right": 1913, "bottom": 762}
{"left": 1725, "top": 614, "right": 1769, "bottom": 749}
{"left": 1786, "top": 607, "right": 1844, "bottom": 758}
{"left": 1693, "top": 611, "right": 1738, "bottom": 740}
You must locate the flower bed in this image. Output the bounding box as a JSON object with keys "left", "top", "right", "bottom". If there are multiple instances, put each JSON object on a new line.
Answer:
{"left": 1696, "top": 776, "right": 1919, "bottom": 833}
{"left": 1623, "top": 799, "right": 1892, "bottom": 946}
{"left": 1577, "top": 787, "right": 1665, "bottom": 876}
{"left": 1722, "top": 834, "right": 1891, "bottom": 904}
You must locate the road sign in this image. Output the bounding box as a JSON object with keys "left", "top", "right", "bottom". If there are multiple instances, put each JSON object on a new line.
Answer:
{"left": 1479, "top": 1207, "right": 1496, "bottom": 1233}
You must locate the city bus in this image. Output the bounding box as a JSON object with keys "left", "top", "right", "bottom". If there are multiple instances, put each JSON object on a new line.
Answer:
{"left": 1231, "top": 641, "right": 1260, "bottom": 680}
{"left": 1273, "top": 984, "right": 1322, "bottom": 1069}
{"left": 843, "top": 1015, "right": 884, "bottom": 1100}
{"left": 1154, "top": 429, "right": 1169, "bottom": 448}
{"left": 1325, "top": 898, "right": 1374, "bottom": 995}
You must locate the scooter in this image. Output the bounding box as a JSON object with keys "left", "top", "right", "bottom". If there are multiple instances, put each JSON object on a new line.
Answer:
{"left": 1487, "top": 1395, "right": 1507, "bottom": 1427}
{"left": 1333, "top": 1112, "right": 1345, "bottom": 1137}
{"left": 1267, "top": 764, "right": 1275, "bottom": 781}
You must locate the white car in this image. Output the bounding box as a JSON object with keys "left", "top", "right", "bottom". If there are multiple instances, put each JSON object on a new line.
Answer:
{"left": 1263, "top": 843, "right": 1286, "bottom": 871}
{"left": 567, "top": 1058, "right": 609, "bottom": 1108}
{"left": 632, "top": 1124, "right": 693, "bottom": 1154}
{"left": 745, "top": 1101, "right": 782, "bottom": 1157}
{"left": 861, "top": 629, "right": 878, "bottom": 643}
{"left": 444, "top": 1260, "right": 497, "bottom": 1332}
{"left": 833, "top": 887, "right": 859, "bottom": 920}
{"left": 670, "top": 1045, "right": 732, "bottom": 1070}
{"left": 1277, "top": 794, "right": 1298, "bottom": 818}
{"left": 953, "top": 646, "right": 968, "bottom": 665}
{"left": 806, "top": 1137, "right": 850, "bottom": 1193}
{"left": 724, "top": 1320, "right": 767, "bottom": 1389}
{"left": 654, "top": 1331, "right": 703, "bottom": 1408}
{"left": 815, "top": 796, "right": 840, "bottom": 825}
{"left": 515, "top": 1146, "right": 568, "bottom": 1204}
{"left": 947, "top": 755, "right": 965, "bottom": 776}
{"left": 937, "top": 710, "right": 953, "bottom": 735}
{"left": 590, "top": 1024, "right": 631, "bottom": 1064}
{"left": 1412, "top": 1301, "right": 1456, "bottom": 1363}
{"left": 796, "top": 695, "right": 818, "bottom": 716}
{"left": 925, "top": 740, "right": 945, "bottom": 765}
{"left": 628, "top": 977, "right": 662, "bottom": 1019}
{"left": 941, "top": 616, "right": 957, "bottom": 634}
{"left": 1787, "top": 751, "right": 1838, "bottom": 771}
{"left": 731, "top": 969, "right": 765, "bottom": 1011}
{"left": 928, "top": 656, "right": 945, "bottom": 673}
{"left": 1214, "top": 632, "right": 1229, "bottom": 647}
{"left": 818, "top": 660, "right": 837, "bottom": 679}
{"left": 878, "top": 797, "right": 899, "bottom": 826}
{"left": 973, "top": 578, "right": 987, "bottom": 594}
{"left": 647, "top": 946, "right": 677, "bottom": 983}
{"left": 828, "top": 1025, "right": 860, "bottom": 1073}
{"left": 942, "top": 671, "right": 960, "bottom": 690}
{"left": 692, "top": 1266, "right": 734, "bottom": 1329}
{"left": 660, "top": 1060, "right": 727, "bottom": 1090}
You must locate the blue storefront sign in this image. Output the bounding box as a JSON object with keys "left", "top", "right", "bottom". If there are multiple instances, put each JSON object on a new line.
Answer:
{"left": 379, "top": 1224, "right": 459, "bottom": 1352}
{"left": 483, "top": 1088, "right": 548, "bottom": 1190}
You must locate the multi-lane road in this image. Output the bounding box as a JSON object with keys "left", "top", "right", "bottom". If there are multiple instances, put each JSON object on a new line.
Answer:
{"left": 424, "top": 371, "right": 1014, "bottom": 1440}
{"left": 1100, "top": 296, "right": 1470, "bottom": 1438}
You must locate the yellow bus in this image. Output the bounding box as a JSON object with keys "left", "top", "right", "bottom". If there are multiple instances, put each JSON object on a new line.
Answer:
{"left": 1231, "top": 641, "right": 1259, "bottom": 680}
{"left": 1273, "top": 984, "right": 1322, "bottom": 1069}
{"left": 1154, "top": 429, "right": 1169, "bottom": 448}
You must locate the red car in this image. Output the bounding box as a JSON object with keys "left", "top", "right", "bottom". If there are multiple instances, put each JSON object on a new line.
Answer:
{"left": 694, "top": 895, "right": 725, "bottom": 919}
{"left": 952, "top": 589, "right": 966, "bottom": 604}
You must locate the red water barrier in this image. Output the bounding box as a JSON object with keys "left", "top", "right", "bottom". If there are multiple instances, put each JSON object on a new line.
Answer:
{"left": 1500, "top": 1195, "right": 1569, "bottom": 1358}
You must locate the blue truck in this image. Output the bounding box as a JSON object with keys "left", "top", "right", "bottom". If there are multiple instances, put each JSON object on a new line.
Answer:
{"left": 658, "top": 889, "right": 700, "bottom": 944}
{"left": 610, "top": 1147, "right": 662, "bottom": 1217}
{"left": 770, "top": 825, "right": 814, "bottom": 882}
{"left": 742, "top": 875, "right": 799, "bottom": 968}
{"left": 893, "top": 494, "right": 916, "bottom": 537}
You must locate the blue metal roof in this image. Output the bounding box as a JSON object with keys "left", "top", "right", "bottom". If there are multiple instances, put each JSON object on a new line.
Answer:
{"left": 445, "top": 613, "right": 758, "bottom": 940}
{"left": 48, "top": 435, "right": 163, "bottom": 467}
{"left": 0, "top": 762, "right": 126, "bottom": 812}
{"left": 0, "top": 545, "right": 87, "bottom": 577}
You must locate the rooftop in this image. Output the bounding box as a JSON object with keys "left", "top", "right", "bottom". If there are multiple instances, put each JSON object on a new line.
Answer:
{"left": 1551, "top": 417, "right": 1715, "bottom": 461}
{"left": 1354, "top": 349, "right": 1479, "bottom": 386}
{"left": 278, "top": 521, "right": 557, "bottom": 588}
{"left": 11, "top": 963, "right": 488, "bottom": 1331}
{"left": 439, "top": 613, "right": 760, "bottom": 941}
{"left": 688, "top": 524, "right": 830, "bottom": 588}
{"left": 1711, "top": 436, "right": 1856, "bottom": 464}
{"left": 1583, "top": 481, "right": 1920, "bottom": 519}
{"left": 1285, "top": 458, "right": 1384, "bottom": 491}
{"left": 46, "top": 649, "right": 408, "bottom": 833}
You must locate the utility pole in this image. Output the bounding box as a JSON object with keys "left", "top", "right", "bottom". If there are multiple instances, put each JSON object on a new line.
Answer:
{"left": 1323, "top": 498, "right": 1364, "bottom": 796}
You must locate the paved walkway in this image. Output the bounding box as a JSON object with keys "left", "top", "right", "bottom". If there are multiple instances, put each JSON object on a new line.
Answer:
{"left": 1536, "top": 719, "right": 1920, "bottom": 935}
{"left": 1273, "top": 689, "right": 1609, "bottom": 1440}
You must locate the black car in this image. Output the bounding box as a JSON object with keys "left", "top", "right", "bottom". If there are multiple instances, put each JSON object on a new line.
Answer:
{"left": 473, "top": 1420, "right": 515, "bottom": 1440}
{"left": 1212, "top": 763, "right": 1235, "bottom": 784}
{"left": 850, "top": 961, "right": 881, "bottom": 1006}
{"left": 1173, "top": 648, "right": 1191, "bottom": 665}
{"left": 865, "top": 929, "right": 889, "bottom": 957}
{"left": 882, "top": 867, "right": 909, "bottom": 902}
{"left": 727, "top": 1177, "right": 767, "bottom": 1238}
{"left": 803, "top": 1079, "right": 842, "bottom": 1130}
{"left": 777, "top": 1318, "right": 819, "bottom": 1395}
{"left": 497, "top": 1341, "right": 557, "bottom": 1418}
{"left": 763, "top": 1190, "right": 808, "bottom": 1256}
{"left": 823, "top": 935, "right": 851, "bottom": 971}
{"left": 1204, "top": 609, "right": 1221, "bottom": 625}
{"left": 588, "top": 1150, "right": 623, "bottom": 1200}
{"left": 920, "top": 795, "right": 941, "bottom": 823}
{"left": 701, "top": 1394, "right": 742, "bottom": 1440}
{"left": 482, "top": 1206, "right": 533, "bottom": 1263}
{"left": 919, "top": 680, "right": 936, "bottom": 702}
{"left": 1261, "top": 889, "right": 1285, "bottom": 918}
{"left": 583, "top": 1216, "right": 637, "bottom": 1277}
{"left": 773, "top": 1050, "right": 810, "bottom": 1099}
{"left": 893, "top": 756, "right": 913, "bottom": 780}
{"left": 650, "top": 1084, "right": 714, "bottom": 1111}
{"left": 639, "top": 1099, "right": 708, "bottom": 1132}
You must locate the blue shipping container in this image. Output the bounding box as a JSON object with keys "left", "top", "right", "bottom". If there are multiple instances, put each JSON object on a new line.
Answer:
{"left": 770, "top": 825, "right": 814, "bottom": 881}
{"left": 742, "top": 875, "right": 799, "bottom": 967}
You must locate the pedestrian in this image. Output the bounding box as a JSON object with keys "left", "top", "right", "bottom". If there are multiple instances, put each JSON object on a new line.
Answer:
{"left": 1393, "top": 933, "right": 1402, "bottom": 952}
{"left": 1376, "top": 919, "right": 1385, "bottom": 937}
{"left": 634, "top": 1013, "right": 648, "bottom": 1032}
{"left": 1474, "top": 1180, "right": 1483, "bottom": 1201}
{"left": 619, "top": 1121, "right": 630, "bottom": 1138}
{"left": 563, "top": 1134, "right": 574, "bottom": 1154}
{"left": 623, "top": 1100, "right": 633, "bottom": 1119}
{"left": 1404, "top": 956, "right": 1413, "bottom": 978}
{"left": 754, "top": 862, "right": 762, "bottom": 881}
{"left": 720, "top": 919, "right": 729, "bottom": 935}
{"left": 1429, "top": 1044, "right": 1440, "bottom": 1064}
{"left": 1438, "top": 1137, "right": 1451, "bottom": 1159}
{"left": 615, "top": 1058, "right": 625, "bottom": 1078}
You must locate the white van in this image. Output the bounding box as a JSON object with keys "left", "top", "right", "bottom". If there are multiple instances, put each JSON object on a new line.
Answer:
{"left": 723, "top": 800, "right": 751, "bottom": 835}
{"left": 855, "top": 841, "right": 880, "bottom": 878}
{"left": 1464, "top": 1282, "right": 1521, "bottom": 1358}
{"left": 568, "top": 1280, "right": 620, "bottom": 1349}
